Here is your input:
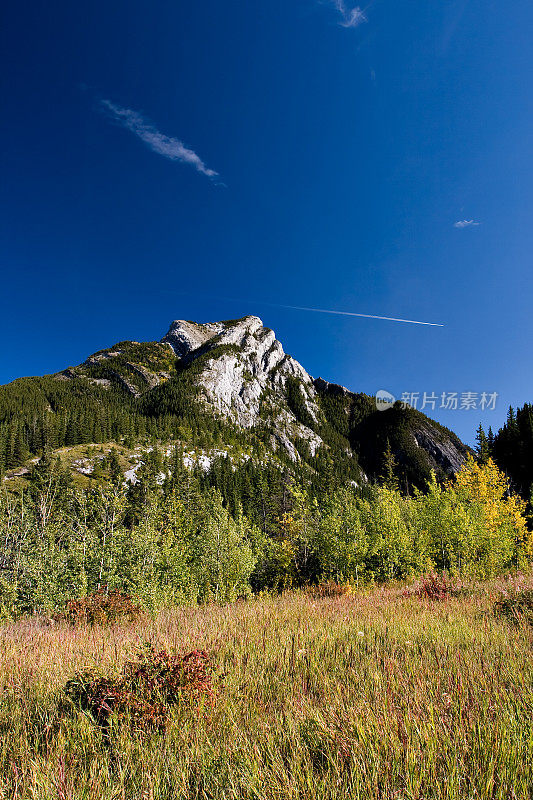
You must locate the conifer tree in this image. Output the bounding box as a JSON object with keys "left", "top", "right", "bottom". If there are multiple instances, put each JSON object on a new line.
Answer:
{"left": 475, "top": 424, "right": 490, "bottom": 464}
{"left": 381, "top": 439, "right": 399, "bottom": 490}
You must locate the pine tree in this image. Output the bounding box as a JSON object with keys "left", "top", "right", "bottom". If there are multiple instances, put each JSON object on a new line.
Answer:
{"left": 107, "top": 449, "right": 123, "bottom": 485}
{"left": 475, "top": 424, "right": 490, "bottom": 464}
{"left": 11, "top": 424, "right": 29, "bottom": 468}
{"left": 381, "top": 439, "right": 399, "bottom": 490}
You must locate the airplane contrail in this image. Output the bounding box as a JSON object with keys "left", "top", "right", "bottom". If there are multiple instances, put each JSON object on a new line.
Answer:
{"left": 270, "top": 304, "right": 444, "bottom": 327}
{"left": 169, "top": 290, "right": 444, "bottom": 327}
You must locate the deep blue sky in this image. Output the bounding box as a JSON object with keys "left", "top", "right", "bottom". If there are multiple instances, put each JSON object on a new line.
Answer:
{"left": 1, "top": 0, "right": 532, "bottom": 443}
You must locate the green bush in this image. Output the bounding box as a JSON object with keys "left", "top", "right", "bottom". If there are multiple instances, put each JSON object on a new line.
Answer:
{"left": 494, "top": 589, "right": 533, "bottom": 626}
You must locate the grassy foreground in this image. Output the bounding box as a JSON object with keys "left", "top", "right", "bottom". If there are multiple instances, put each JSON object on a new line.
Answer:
{"left": 0, "top": 580, "right": 532, "bottom": 800}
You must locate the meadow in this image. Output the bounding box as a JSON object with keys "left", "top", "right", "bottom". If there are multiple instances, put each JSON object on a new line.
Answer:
{"left": 0, "top": 577, "right": 532, "bottom": 800}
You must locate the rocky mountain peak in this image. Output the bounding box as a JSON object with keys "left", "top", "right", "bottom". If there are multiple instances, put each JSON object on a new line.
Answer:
{"left": 161, "top": 316, "right": 264, "bottom": 358}
{"left": 160, "top": 317, "right": 321, "bottom": 458}
{"left": 31, "top": 313, "right": 470, "bottom": 483}
{"left": 156, "top": 315, "right": 469, "bottom": 475}
{"left": 161, "top": 319, "right": 225, "bottom": 358}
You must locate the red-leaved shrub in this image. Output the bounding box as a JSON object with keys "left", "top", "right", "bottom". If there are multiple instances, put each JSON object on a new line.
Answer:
{"left": 56, "top": 589, "right": 143, "bottom": 625}
{"left": 413, "top": 573, "right": 453, "bottom": 601}
{"left": 64, "top": 644, "right": 216, "bottom": 732}
{"left": 307, "top": 581, "right": 353, "bottom": 599}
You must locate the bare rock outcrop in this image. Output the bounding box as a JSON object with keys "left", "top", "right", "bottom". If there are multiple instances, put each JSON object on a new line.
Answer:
{"left": 161, "top": 317, "right": 322, "bottom": 443}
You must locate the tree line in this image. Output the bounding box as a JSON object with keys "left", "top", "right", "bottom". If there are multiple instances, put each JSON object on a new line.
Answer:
{"left": 476, "top": 403, "right": 533, "bottom": 502}
{"left": 0, "top": 449, "right": 530, "bottom": 618}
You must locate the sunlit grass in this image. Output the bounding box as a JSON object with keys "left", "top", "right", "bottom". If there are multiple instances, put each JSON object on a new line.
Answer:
{"left": 0, "top": 577, "right": 531, "bottom": 799}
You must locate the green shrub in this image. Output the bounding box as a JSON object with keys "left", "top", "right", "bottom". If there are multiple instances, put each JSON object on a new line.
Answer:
{"left": 494, "top": 589, "right": 533, "bottom": 626}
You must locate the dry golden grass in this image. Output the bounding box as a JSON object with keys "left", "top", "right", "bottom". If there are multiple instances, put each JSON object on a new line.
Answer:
{"left": 0, "top": 577, "right": 532, "bottom": 799}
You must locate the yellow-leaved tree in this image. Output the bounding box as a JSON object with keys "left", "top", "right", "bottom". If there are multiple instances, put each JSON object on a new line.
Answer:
{"left": 450, "top": 456, "right": 530, "bottom": 575}
{"left": 412, "top": 456, "right": 531, "bottom": 577}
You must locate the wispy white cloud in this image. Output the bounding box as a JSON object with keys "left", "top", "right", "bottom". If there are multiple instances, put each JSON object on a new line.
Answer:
{"left": 454, "top": 219, "right": 480, "bottom": 228}
{"left": 101, "top": 100, "right": 220, "bottom": 180}
{"left": 331, "top": 1, "right": 366, "bottom": 28}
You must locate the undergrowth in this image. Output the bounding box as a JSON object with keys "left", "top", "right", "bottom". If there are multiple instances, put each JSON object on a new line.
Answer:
{"left": 64, "top": 644, "right": 216, "bottom": 733}
{"left": 494, "top": 588, "right": 533, "bottom": 626}
{"left": 404, "top": 572, "right": 464, "bottom": 601}
{"left": 0, "top": 576, "right": 531, "bottom": 799}
{"left": 55, "top": 589, "right": 143, "bottom": 626}
{"left": 306, "top": 580, "right": 353, "bottom": 599}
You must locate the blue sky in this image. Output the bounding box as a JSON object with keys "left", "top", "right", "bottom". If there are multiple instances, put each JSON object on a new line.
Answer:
{"left": 1, "top": 0, "right": 532, "bottom": 443}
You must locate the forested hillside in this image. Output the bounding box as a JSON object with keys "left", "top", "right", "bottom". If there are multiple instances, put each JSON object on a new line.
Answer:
{"left": 0, "top": 448, "right": 530, "bottom": 617}
{"left": 0, "top": 316, "right": 469, "bottom": 493}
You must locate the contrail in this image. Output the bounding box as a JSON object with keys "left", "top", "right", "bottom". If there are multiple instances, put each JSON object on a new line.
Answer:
{"left": 169, "top": 290, "right": 444, "bottom": 327}
{"left": 270, "top": 304, "right": 444, "bottom": 327}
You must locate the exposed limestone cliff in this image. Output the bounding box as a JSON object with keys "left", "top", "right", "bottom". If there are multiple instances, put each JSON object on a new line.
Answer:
{"left": 412, "top": 421, "right": 468, "bottom": 474}
{"left": 161, "top": 316, "right": 323, "bottom": 457}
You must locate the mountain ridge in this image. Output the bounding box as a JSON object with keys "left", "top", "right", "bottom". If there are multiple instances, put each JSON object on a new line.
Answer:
{"left": 0, "top": 315, "right": 470, "bottom": 488}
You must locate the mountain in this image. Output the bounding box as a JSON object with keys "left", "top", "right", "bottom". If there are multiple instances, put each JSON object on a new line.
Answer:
{"left": 0, "top": 315, "right": 469, "bottom": 489}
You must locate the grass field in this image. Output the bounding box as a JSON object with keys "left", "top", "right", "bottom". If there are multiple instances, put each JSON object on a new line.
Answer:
{"left": 0, "top": 578, "right": 532, "bottom": 800}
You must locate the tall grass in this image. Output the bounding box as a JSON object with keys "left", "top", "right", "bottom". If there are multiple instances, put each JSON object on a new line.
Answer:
{"left": 0, "top": 578, "right": 531, "bottom": 799}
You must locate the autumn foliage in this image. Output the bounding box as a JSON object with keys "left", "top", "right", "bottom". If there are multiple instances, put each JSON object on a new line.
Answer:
{"left": 494, "top": 589, "right": 533, "bottom": 626}
{"left": 413, "top": 573, "right": 455, "bottom": 601}
{"left": 56, "top": 589, "right": 143, "bottom": 626}
{"left": 64, "top": 644, "right": 216, "bottom": 732}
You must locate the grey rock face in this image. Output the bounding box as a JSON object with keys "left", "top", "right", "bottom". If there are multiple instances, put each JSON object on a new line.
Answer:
{"left": 161, "top": 316, "right": 323, "bottom": 459}
{"left": 412, "top": 422, "right": 469, "bottom": 474}
{"left": 160, "top": 316, "right": 469, "bottom": 474}
{"left": 161, "top": 319, "right": 226, "bottom": 358}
